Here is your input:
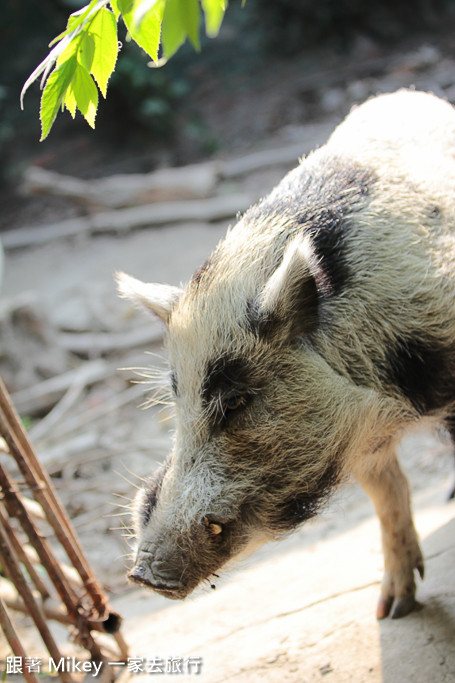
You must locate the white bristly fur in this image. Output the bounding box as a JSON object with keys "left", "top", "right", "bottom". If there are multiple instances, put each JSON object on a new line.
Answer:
{"left": 121, "top": 91, "right": 455, "bottom": 614}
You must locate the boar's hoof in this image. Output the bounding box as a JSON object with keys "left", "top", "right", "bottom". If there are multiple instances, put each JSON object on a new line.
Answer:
{"left": 376, "top": 558, "right": 424, "bottom": 620}
{"left": 376, "top": 594, "right": 422, "bottom": 620}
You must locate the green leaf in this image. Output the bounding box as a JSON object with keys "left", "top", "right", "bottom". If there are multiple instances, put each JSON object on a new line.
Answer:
{"left": 87, "top": 8, "right": 118, "bottom": 96}
{"left": 64, "top": 85, "right": 77, "bottom": 118}
{"left": 133, "top": 0, "right": 162, "bottom": 26}
{"left": 71, "top": 65, "right": 99, "bottom": 128}
{"left": 40, "top": 56, "right": 77, "bottom": 140}
{"left": 121, "top": 0, "right": 164, "bottom": 62}
{"left": 162, "top": 0, "right": 200, "bottom": 59}
{"left": 180, "top": 0, "right": 201, "bottom": 50}
{"left": 56, "top": 36, "right": 79, "bottom": 67}
{"left": 201, "top": 0, "right": 226, "bottom": 37}
{"left": 78, "top": 32, "right": 96, "bottom": 70}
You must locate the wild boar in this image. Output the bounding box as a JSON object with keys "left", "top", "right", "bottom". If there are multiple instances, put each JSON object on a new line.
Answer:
{"left": 118, "top": 89, "right": 455, "bottom": 620}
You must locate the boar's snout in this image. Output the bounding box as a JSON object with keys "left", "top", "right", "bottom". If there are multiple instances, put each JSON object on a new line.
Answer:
{"left": 128, "top": 539, "right": 191, "bottom": 599}
{"left": 128, "top": 514, "right": 236, "bottom": 599}
{"left": 129, "top": 456, "right": 250, "bottom": 599}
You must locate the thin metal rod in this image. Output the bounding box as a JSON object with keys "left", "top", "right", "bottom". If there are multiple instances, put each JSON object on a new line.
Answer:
{"left": 0, "top": 463, "right": 108, "bottom": 662}
{"left": 0, "top": 505, "right": 51, "bottom": 600}
{"left": 0, "top": 521, "right": 74, "bottom": 683}
{"left": 0, "top": 376, "right": 127, "bottom": 663}
{"left": 0, "top": 377, "right": 116, "bottom": 620}
{"left": 0, "top": 462, "right": 80, "bottom": 618}
{"left": 0, "top": 597, "right": 40, "bottom": 683}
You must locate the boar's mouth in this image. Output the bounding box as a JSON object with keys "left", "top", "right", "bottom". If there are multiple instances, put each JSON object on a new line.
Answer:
{"left": 127, "top": 563, "right": 190, "bottom": 600}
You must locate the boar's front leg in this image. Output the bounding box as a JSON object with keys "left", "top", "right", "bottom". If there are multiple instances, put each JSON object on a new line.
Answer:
{"left": 354, "top": 445, "right": 424, "bottom": 619}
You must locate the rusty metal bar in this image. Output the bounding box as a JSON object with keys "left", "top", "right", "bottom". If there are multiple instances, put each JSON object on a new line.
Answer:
{"left": 0, "top": 461, "right": 80, "bottom": 617}
{"left": 0, "top": 375, "right": 128, "bottom": 673}
{"left": 0, "top": 410, "right": 107, "bottom": 617}
{"left": 0, "top": 377, "right": 119, "bottom": 622}
{"left": 0, "top": 520, "right": 74, "bottom": 683}
{"left": 0, "top": 505, "right": 51, "bottom": 600}
{"left": 0, "top": 597, "right": 40, "bottom": 683}
{"left": 0, "top": 462, "right": 109, "bottom": 664}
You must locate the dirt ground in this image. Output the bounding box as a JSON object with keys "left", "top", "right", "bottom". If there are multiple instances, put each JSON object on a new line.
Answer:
{"left": 1, "top": 25, "right": 455, "bottom": 683}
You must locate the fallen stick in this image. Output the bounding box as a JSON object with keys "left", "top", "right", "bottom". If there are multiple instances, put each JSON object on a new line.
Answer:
{"left": 91, "top": 193, "right": 252, "bottom": 234}
{"left": 36, "top": 431, "right": 101, "bottom": 473}
{"left": 3, "top": 194, "right": 252, "bottom": 250}
{"left": 221, "top": 142, "right": 305, "bottom": 178}
{"left": 28, "top": 379, "right": 86, "bottom": 443}
{"left": 46, "top": 382, "right": 145, "bottom": 443}
{"left": 57, "top": 324, "right": 163, "bottom": 356}
{"left": 11, "top": 359, "right": 110, "bottom": 416}
{"left": 23, "top": 161, "right": 219, "bottom": 208}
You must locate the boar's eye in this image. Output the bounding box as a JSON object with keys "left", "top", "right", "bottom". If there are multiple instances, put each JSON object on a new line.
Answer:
{"left": 208, "top": 390, "right": 251, "bottom": 427}
{"left": 224, "top": 393, "right": 245, "bottom": 412}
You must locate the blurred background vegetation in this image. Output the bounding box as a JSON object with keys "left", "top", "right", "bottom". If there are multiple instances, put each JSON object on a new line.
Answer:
{"left": 2, "top": 0, "right": 455, "bottom": 188}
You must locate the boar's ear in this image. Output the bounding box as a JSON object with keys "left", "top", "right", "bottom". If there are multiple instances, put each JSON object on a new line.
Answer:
{"left": 116, "top": 271, "right": 183, "bottom": 324}
{"left": 255, "top": 236, "right": 319, "bottom": 341}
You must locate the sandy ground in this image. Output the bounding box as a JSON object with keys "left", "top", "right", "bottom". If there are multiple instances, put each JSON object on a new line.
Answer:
{"left": 114, "top": 486, "right": 455, "bottom": 683}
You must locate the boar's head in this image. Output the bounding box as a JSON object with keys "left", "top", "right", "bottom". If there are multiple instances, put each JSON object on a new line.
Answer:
{"left": 117, "top": 228, "right": 381, "bottom": 599}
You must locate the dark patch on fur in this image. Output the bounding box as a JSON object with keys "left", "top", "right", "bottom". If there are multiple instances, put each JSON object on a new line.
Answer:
{"left": 246, "top": 155, "right": 375, "bottom": 297}
{"left": 383, "top": 338, "right": 455, "bottom": 414}
{"left": 191, "top": 253, "right": 216, "bottom": 288}
{"left": 140, "top": 461, "right": 168, "bottom": 527}
{"left": 202, "top": 354, "right": 261, "bottom": 427}
{"left": 428, "top": 205, "right": 442, "bottom": 219}
{"left": 267, "top": 459, "right": 340, "bottom": 531}
{"left": 170, "top": 370, "right": 178, "bottom": 397}
{"left": 245, "top": 298, "right": 275, "bottom": 338}
{"left": 203, "top": 355, "right": 253, "bottom": 401}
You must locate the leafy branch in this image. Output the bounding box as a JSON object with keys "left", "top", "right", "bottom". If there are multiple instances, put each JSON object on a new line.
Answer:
{"left": 21, "top": 0, "right": 228, "bottom": 141}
